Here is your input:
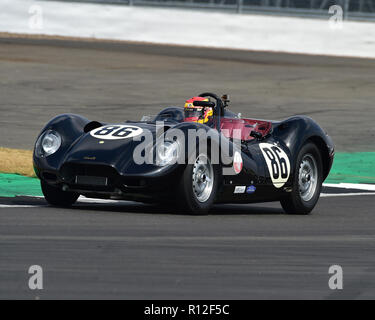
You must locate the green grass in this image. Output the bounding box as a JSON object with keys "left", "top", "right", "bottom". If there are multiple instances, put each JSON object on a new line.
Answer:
{"left": 325, "top": 152, "right": 375, "bottom": 184}
{"left": 0, "top": 173, "right": 42, "bottom": 197}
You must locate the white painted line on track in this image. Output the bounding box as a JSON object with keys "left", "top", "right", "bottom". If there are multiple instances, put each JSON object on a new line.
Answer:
{"left": 323, "top": 183, "right": 375, "bottom": 191}
{"left": 1, "top": 193, "right": 374, "bottom": 208}
{"left": 0, "top": 205, "right": 46, "bottom": 208}
{"left": 0, "top": 197, "right": 138, "bottom": 208}
{"left": 29, "top": 195, "right": 127, "bottom": 204}
{"left": 1, "top": 184, "right": 374, "bottom": 208}
{"left": 321, "top": 192, "right": 375, "bottom": 198}
{"left": 77, "top": 196, "right": 124, "bottom": 204}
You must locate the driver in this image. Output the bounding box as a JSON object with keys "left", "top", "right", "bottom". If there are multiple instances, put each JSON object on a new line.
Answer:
{"left": 184, "top": 97, "right": 214, "bottom": 126}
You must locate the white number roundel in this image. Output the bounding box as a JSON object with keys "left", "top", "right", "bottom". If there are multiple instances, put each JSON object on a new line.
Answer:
{"left": 90, "top": 125, "right": 143, "bottom": 140}
{"left": 259, "top": 143, "right": 290, "bottom": 188}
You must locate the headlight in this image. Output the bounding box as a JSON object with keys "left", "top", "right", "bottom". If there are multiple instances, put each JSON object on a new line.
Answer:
{"left": 38, "top": 130, "right": 62, "bottom": 156}
{"left": 156, "top": 140, "right": 179, "bottom": 166}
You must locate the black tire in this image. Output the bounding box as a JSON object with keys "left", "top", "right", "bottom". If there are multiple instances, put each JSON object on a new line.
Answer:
{"left": 177, "top": 152, "right": 220, "bottom": 215}
{"left": 280, "top": 142, "right": 323, "bottom": 215}
{"left": 41, "top": 181, "right": 79, "bottom": 207}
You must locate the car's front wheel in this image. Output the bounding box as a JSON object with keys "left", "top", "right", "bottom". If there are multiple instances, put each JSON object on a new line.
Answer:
{"left": 177, "top": 153, "right": 219, "bottom": 215}
{"left": 41, "top": 181, "right": 79, "bottom": 207}
{"left": 280, "top": 142, "right": 323, "bottom": 215}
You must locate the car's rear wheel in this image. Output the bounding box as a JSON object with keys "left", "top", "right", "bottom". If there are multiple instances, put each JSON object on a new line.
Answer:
{"left": 41, "top": 181, "right": 79, "bottom": 207}
{"left": 177, "top": 153, "right": 219, "bottom": 215}
{"left": 280, "top": 142, "right": 323, "bottom": 215}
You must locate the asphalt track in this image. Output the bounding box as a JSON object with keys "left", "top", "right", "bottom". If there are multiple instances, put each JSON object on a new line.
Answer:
{"left": 1, "top": 192, "right": 375, "bottom": 299}
{"left": 0, "top": 35, "right": 375, "bottom": 299}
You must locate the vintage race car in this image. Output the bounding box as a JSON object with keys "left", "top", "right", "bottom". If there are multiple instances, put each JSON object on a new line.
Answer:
{"left": 33, "top": 92, "right": 334, "bottom": 215}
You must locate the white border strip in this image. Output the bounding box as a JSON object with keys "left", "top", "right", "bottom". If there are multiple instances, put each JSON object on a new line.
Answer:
{"left": 1, "top": 184, "right": 374, "bottom": 208}
{"left": 323, "top": 183, "right": 375, "bottom": 191}
{"left": 0, "top": 204, "right": 45, "bottom": 208}
{"left": 321, "top": 192, "right": 375, "bottom": 197}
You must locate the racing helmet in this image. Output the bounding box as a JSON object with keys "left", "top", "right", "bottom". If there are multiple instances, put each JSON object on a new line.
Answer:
{"left": 184, "top": 97, "right": 214, "bottom": 125}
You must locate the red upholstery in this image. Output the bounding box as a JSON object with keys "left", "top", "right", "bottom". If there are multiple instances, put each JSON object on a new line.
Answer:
{"left": 220, "top": 118, "right": 272, "bottom": 141}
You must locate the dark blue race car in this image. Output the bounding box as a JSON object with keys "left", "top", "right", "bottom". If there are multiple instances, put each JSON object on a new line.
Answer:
{"left": 33, "top": 93, "right": 334, "bottom": 215}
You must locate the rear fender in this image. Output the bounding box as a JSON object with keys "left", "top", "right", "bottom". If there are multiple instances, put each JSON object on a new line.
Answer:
{"left": 272, "top": 116, "right": 334, "bottom": 181}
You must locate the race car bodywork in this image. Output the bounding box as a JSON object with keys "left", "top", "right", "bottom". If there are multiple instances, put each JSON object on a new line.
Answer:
{"left": 33, "top": 93, "right": 334, "bottom": 214}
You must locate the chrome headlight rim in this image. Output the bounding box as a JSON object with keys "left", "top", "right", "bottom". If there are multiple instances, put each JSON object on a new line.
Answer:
{"left": 155, "top": 139, "right": 180, "bottom": 167}
{"left": 37, "top": 130, "right": 62, "bottom": 157}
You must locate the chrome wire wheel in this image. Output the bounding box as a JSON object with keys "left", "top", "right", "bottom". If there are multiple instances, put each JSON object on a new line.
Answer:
{"left": 298, "top": 154, "right": 318, "bottom": 202}
{"left": 192, "top": 154, "right": 214, "bottom": 203}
